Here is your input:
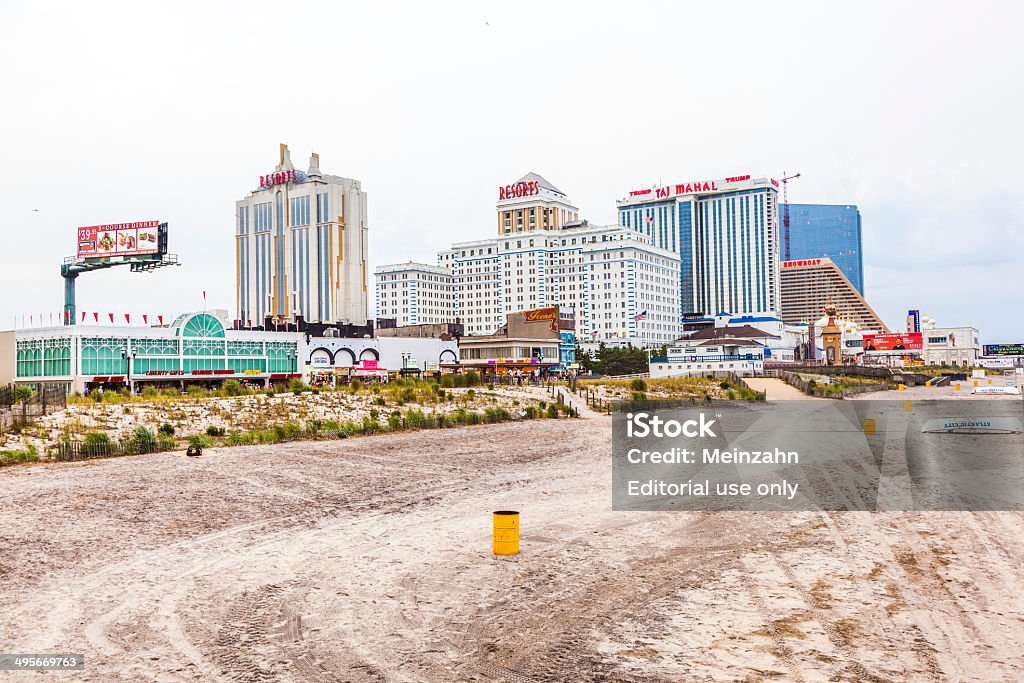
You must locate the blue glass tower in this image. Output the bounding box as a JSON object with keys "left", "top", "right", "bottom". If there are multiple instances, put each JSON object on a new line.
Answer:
{"left": 785, "top": 204, "right": 863, "bottom": 294}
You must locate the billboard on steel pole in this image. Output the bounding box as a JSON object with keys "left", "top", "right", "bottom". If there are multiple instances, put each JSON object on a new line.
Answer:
{"left": 77, "top": 221, "right": 162, "bottom": 259}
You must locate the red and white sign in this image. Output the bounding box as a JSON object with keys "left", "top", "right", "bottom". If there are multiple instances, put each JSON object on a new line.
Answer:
{"left": 782, "top": 259, "right": 824, "bottom": 268}
{"left": 360, "top": 359, "right": 379, "bottom": 370}
{"left": 259, "top": 169, "right": 296, "bottom": 188}
{"left": 498, "top": 180, "right": 539, "bottom": 201}
{"left": 77, "top": 221, "right": 160, "bottom": 259}
{"left": 863, "top": 333, "right": 923, "bottom": 352}
{"left": 626, "top": 174, "right": 760, "bottom": 201}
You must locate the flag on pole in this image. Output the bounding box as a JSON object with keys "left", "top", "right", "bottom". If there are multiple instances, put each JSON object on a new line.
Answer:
{"left": 93, "top": 312, "right": 99, "bottom": 323}
{"left": 108, "top": 313, "right": 114, "bottom": 323}
{"left": 81, "top": 311, "right": 86, "bottom": 322}
{"left": 203, "top": 291, "right": 207, "bottom": 309}
{"left": 158, "top": 315, "right": 164, "bottom": 325}
{"left": 143, "top": 314, "right": 148, "bottom": 325}
{"left": 633, "top": 310, "right": 648, "bottom": 321}
{"left": 125, "top": 313, "right": 131, "bottom": 324}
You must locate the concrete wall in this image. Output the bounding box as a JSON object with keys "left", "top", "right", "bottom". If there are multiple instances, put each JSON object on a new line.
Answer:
{"left": 0, "top": 331, "right": 14, "bottom": 385}
{"left": 651, "top": 359, "right": 763, "bottom": 377}
{"left": 304, "top": 336, "right": 457, "bottom": 372}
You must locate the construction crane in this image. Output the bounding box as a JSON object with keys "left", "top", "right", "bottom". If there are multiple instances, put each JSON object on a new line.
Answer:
{"left": 779, "top": 171, "right": 801, "bottom": 261}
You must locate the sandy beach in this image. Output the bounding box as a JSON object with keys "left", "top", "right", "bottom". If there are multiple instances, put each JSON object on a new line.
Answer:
{"left": 2, "top": 411, "right": 1023, "bottom": 682}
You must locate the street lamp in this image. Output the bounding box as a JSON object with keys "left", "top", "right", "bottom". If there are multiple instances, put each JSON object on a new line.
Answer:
{"left": 120, "top": 345, "right": 129, "bottom": 393}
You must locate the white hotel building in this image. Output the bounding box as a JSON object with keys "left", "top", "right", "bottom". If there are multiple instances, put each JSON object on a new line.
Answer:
{"left": 374, "top": 262, "right": 454, "bottom": 327}
{"left": 616, "top": 175, "right": 781, "bottom": 320}
{"left": 235, "top": 144, "right": 369, "bottom": 326}
{"left": 376, "top": 174, "right": 680, "bottom": 346}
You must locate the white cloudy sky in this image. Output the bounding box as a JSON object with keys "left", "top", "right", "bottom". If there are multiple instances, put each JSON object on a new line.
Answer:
{"left": 2, "top": 1, "right": 1022, "bottom": 341}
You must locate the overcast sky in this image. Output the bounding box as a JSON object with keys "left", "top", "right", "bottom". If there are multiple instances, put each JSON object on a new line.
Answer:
{"left": 2, "top": 1, "right": 1022, "bottom": 341}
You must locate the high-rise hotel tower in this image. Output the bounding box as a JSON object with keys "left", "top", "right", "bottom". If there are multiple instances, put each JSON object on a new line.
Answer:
{"left": 235, "top": 144, "right": 369, "bottom": 326}
{"left": 615, "top": 175, "right": 781, "bottom": 320}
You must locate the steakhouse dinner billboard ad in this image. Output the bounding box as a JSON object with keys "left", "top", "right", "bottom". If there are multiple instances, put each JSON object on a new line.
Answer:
{"left": 77, "top": 221, "right": 160, "bottom": 259}
{"left": 863, "top": 332, "right": 923, "bottom": 352}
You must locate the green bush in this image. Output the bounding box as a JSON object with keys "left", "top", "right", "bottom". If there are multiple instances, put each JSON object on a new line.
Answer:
{"left": 225, "top": 430, "right": 254, "bottom": 447}
{"left": 485, "top": 407, "right": 512, "bottom": 423}
{"left": 719, "top": 380, "right": 730, "bottom": 390}
{"left": 375, "top": 396, "right": 386, "bottom": 406}
{"left": 158, "top": 423, "right": 175, "bottom": 437}
{"left": 272, "top": 422, "right": 302, "bottom": 441}
{"left": 388, "top": 412, "right": 402, "bottom": 430}
{"left": 142, "top": 386, "right": 159, "bottom": 399}
{"left": 84, "top": 432, "right": 112, "bottom": 447}
{"left": 188, "top": 434, "right": 211, "bottom": 448}
{"left": 206, "top": 425, "right": 226, "bottom": 437}
{"left": 14, "top": 386, "right": 34, "bottom": 403}
{"left": 404, "top": 409, "right": 428, "bottom": 428}
{"left": 222, "top": 379, "right": 244, "bottom": 396}
{"left": 631, "top": 391, "right": 647, "bottom": 401}
{"left": 0, "top": 445, "right": 39, "bottom": 465}
{"left": 630, "top": 378, "right": 647, "bottom": 392}
{"left": 133, "top": 426, "right": 156, "bottom": 451}
{"left": 545, "top": 405, "right": 559, "bottom": 419}
{"left": 350, "top": 380, "right": 363, "bottom": 392}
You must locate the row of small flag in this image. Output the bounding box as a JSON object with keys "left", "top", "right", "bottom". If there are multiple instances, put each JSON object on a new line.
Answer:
{"left": 15, "top": 312, "right": 167, "bottom": 327}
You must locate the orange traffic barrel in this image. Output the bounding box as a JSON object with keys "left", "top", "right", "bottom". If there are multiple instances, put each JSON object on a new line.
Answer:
{"left": 493, "top": 511, "right": 520, "bottom": 555}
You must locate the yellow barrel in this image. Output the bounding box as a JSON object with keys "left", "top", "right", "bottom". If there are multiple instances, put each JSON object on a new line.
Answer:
{"left": 955, "top": 383, "right": 961, "bottom": 391}
{"left": 493, "top": 511, "right": 520, "bottom": 555}
{"left": 898, "top": 384, "right": 905, "bottom": 392}
{"left": 864, "top": 418, "right": 876, "bottom": 436}
{"left": 925, "top": 380, "right": 931, "bottom": 388}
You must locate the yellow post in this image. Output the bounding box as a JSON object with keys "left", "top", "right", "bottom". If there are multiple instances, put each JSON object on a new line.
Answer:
{"left": 925, "top": 380, "right": 931, "bottom": 388}
{"left": 864, "top": 418, "right": 876, "bottom": 436}
{"left": 904, "top": 400, "right": 913, "bottom": 412}
{"left": 987, "top": 379, "right": 992, "bottom": 385}
{"left": 493, "top": 511, "right": 520, "bottom": 555}
{"left": 973, "top": 380, "right": 979, "bottom": 387}
{"left": 898, "top": 384, "right": 905, "bottom": 392}
{"left": 955, "top": 383, "right": 961, "bottom": 391}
